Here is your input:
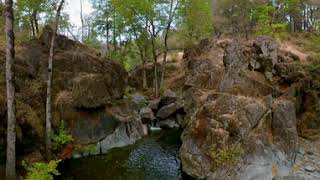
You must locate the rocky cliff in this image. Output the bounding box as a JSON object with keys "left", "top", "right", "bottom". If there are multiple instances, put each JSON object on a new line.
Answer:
{"left": 178, "top": 37, "right": 319, "bottom": 179}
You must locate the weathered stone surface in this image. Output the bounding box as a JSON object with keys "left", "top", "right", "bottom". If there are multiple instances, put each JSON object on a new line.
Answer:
{"left": 100, "top": 119, "right": 147, "bottom": 154}
{"left": 148, "top": 99, "right": 160, "bottom": 110}
{"left": 130, "top": 93, "right": 148, "bottom": 110}
{"left": 272, "top": 99, "right": 298, "bottom": 157}
{"left": 160, "top": 89, "right": 177, "bottom": 106}
{"left": 139, "top": 107, "right": 155, "bottom": 122}
{"left": 71, "top": 73, "right": 113, "bottom": 108}
{"left": 185, "top": 59, "right": 223, "bottom": 89}
{"left": 159, "top": 119, "right": 179, "bottom": 129}
{"left": 253, "top": 36, "right": 279, "bottom": 72}
{"left": 180, "top": 93, "right": 269, "bottom": 178}
{"left": 156, "top": 103, "right": 178, "bottom": 119}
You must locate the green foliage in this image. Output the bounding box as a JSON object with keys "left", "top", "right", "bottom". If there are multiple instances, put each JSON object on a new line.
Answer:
{"left": 51, "top": 121, "right": 73, "bottom": 151}
{"left": 255, "top": 5, "right": 288, "bottom": 38}
{"left": 209, "top": 143, "right": 243, "bottom": 170}
{"left": 302, "top": 33, "right": 320, "bottom": 52}
{"left": 178, "top": 0, "right": 213, "bottom": 46}
{"left": 124, "top": 86, "right": 136, "bottom": 97}
{"left": 74, "top": 144, "right": 97, "bottom": 155}
{"left": 23, "top": 160, "right": 61, "bottom": 180}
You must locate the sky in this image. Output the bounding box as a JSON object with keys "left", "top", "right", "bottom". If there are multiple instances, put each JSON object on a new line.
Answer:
{"left": 65, "top": 0, "right": 93, "bottom": 27}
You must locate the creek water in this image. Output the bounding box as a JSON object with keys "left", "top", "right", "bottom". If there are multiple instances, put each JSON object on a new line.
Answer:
{"left": 57, "top": 129, "right": 190, "bottom": 180}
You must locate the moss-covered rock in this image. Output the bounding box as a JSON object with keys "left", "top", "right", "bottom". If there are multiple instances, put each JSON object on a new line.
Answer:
{"left": 71, "top": 73, "right": 113, "bottom": 108}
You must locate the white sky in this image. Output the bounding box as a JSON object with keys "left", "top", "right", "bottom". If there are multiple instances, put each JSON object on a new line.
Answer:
{"left": 64, "top": 0, "right": 93, "bottom": 27}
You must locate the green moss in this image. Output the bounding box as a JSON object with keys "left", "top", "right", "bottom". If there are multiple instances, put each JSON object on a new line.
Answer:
{"left": 209, "top": 143, "right": 243, "bottom": 170}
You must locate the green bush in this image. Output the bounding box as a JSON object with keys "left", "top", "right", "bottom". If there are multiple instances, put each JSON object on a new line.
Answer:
{"left": 51, "top": 121, "right": 73, "bottom": 151}
{"left": 74, "top": 144, "right": 97, "bottom": 155}
{"left": 209, "top": 143, "right": 243, "bottom": 170}
{"left": 23, "top": 160, "right": 61, "bottom": 180}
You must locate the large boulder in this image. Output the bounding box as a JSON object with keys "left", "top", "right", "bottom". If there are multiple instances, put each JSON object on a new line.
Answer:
{"left": 156, "top": 103, "right": 179, "bottom": 119}
{"left": 71, "top": 73, "right": 113, "bottom": 108}
{"left": 160, "top": 89, "right": 177, "bottom": 106}
{"left": 139, "top": 107, "right": 155, "bottom": 123}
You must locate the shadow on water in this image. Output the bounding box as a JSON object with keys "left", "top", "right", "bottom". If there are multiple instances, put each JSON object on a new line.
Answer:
{"left": 57, "top": 129, "right": 194, "bottom": 180}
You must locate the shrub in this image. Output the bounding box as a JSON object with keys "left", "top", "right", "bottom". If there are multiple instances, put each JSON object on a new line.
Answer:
{"left": 74, "top": 144, "right": 97, "bottom": 155}
{"left": 51, "top": 121, "right": 73, "bottom": 151}
{"left": 209, "top": 143, "right": 243, "bottom": 170}
{"left": 23, "top": 160, "right": 61, "bottom": 180}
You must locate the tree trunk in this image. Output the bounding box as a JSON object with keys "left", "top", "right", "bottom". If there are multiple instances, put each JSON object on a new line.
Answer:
{"left": 32, "top": 9, "right": 39, "bottom": 36}
{"left": 160, "top": 0, "right": 174, "bottom": 89}
{"left": 80, "top": 0, "right": 84, "bottom": 41}
{"left": 4, "top": 0, "right": 16, "bottom": 178}
{"left": 30, "top": 17, "right": 35, "bottom": 37}
{"left": 113, "top": 8, "right": 117, "bottom": 52}
{"left": 46, "top": 0, "right": 65, "bottom": 159}
{"left": 142, "top": 58, "right": 147, "bottom": 89}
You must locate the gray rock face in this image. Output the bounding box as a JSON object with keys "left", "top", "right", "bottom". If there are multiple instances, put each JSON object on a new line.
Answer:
{"left": 139, "top": 107, "right": 155, "bottom": 122}
{"left": 148, "top": 99, "right": 160, "bottom": 110}
{"left": 253, "top": 36, "right": 279, "bottom": 72}
{"left": 130, "top": 93, "right": 148, "bottom": 110}
{"left": 71, "top": 73, "right": 116, "bottom": 108}
{"left": 185, "top": 59, "right": 223, "bottom": 89}
{"left": 159, "top": 119, "right": 179, "bottom": 129}
{"left": 160, "top": 89, "right": 177, "bottom": 106}
{"left": 71, "top": 111, "right": 120, "bottom": 144}
{"left": 179, "top": 37, "right": 301, "bottom": 180}
{"left": 99, "top": 119, "right": 147, "bottom": 154}
{"left": 272, "top": 100, "right": 298, "bottom": 156}
{"left": 156, "top": 103, "right": 178, "bottom": 119}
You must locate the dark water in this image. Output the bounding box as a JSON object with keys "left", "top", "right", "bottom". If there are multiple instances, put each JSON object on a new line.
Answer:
{"left": 58, "top": 129, "right": 189, "bottom": 180}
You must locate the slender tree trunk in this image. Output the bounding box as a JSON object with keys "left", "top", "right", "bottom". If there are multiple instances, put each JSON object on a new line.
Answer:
{"left": 113, "top": 8, "right": 117, "bottom": 52}
{"left": 160, "top": 0, "right": 175, "bottom": 89}
{"left": 32, "top": 9, "right": 39, "bottom": 36}
{"left": 30, "top": 17, "right": 35, "bottom": 37}
{"left": 46, "top": 0, "right": 65, "bottom": 159}
{"left": 4, "top": 0, "right": 16, "bottom": 178}
{"left": 142, "top": 57, "right": 147, "bottom": 89}
{"left": 80, "top": 0, "right": 84, "bottom": 41}
{"left": 151, "top": 37, "right": 158, "bottom": 98}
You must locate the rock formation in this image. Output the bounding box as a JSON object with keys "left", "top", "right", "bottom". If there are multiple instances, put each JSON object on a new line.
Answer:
{"left": 179, "top": 37, "right": 309, "bottom": 179}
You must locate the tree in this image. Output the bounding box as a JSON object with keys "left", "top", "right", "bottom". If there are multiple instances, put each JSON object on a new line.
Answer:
{"left": 4, "top": 0, "right": 16, "bottom": 178}
{"left": 160, "top": 0, "right": 179, "bottom": 87}
{"left": 46, "top": 0, "right": 65, "bottom": 159}
{"left": 15, "top": 0, "right": 55, "bottom": 37}
{"left": 178, "top": 0, "right": 213, "bottom": 46}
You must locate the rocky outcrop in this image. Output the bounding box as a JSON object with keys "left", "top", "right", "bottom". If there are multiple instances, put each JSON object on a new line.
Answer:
{"left": 179, "top": 37, "right": 303, "bottom": 179}
{"left": 0, "top": 28, "right": 128, "bottom": 160}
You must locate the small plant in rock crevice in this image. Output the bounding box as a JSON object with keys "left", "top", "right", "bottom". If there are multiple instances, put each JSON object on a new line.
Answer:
{"left": 51, "top": 120, "right": 74, "bottom": 152}
{"left": 209, "top": 143, "right": 243, "bottom": 170}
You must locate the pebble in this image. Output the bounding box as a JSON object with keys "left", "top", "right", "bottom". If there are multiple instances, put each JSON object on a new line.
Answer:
{"left": 305, "top": 165, "right": 316, "bottom": 172}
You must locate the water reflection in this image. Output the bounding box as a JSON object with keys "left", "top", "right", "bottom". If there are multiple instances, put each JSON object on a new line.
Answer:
{"left": 58, "top": 129, "right": 185, "bottom": 180}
